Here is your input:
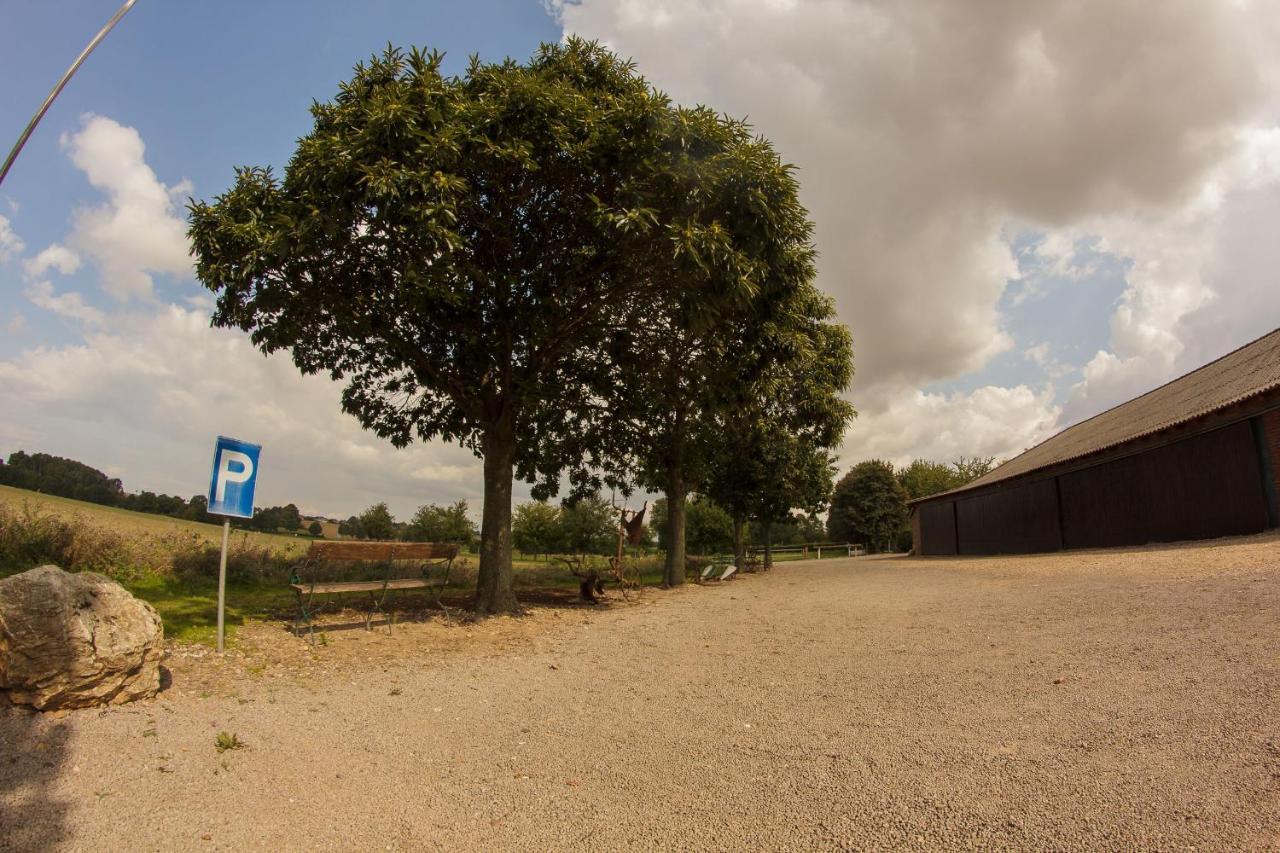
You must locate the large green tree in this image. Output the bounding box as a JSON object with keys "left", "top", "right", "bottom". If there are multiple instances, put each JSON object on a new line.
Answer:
{"left": 404, "top": 500, "right": 476, "bottom": 546}
{"left": 358, "top": 502, "right": 397, "bottom": 541}
{"left": 579, "top": 112, "right": 822, "bottom": 586}
{"left": 827, "top": 461, "right": 908, "bottom": 553}
{"left": 703, "top": 287, "right": 852, "bottom": 569}
{"left": 511, "top": 501, "right": 562, "bottom": 558}
{"left": 189, "top": 41, "right": 746, "bottom": 613}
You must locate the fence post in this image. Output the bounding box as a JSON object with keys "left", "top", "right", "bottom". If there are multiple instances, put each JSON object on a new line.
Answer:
{"left": 817, "top": 546, "right": 822, "bottom": 560}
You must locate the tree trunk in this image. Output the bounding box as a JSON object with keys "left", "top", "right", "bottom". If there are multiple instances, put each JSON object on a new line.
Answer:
{"left": 732, "top": 514, "right": 747, "bottom": 570}
{"left": 763, "top": 522, "right": 773, "bottom": 569}
{"left": 476, "top": 413, "right": 519, "bottom": 615}
{"left": 663, "top": 474, "right": 687, "bottom": 587}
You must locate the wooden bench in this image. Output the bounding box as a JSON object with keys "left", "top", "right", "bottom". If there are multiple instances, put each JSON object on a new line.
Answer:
{"left": 288, "top": 541, "right": 459, "bottom": 638}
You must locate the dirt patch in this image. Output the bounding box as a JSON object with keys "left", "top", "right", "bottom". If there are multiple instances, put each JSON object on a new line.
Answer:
{"left": 3, "top": 532, "right": 1279, "bottom": 850}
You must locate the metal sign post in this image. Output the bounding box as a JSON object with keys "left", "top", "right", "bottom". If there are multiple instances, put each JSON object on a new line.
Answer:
{"left": 207, "top": 436, "right": 262, "bottom": 653}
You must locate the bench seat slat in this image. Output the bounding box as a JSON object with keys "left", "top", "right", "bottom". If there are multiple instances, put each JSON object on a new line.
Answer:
{"left": 291, "top": 578, "right": 431, "bottom": 594}
{"left": 305, "top": 541, "right": 458, "bottom": 562}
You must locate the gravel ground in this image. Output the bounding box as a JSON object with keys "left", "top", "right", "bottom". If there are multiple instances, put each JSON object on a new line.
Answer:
{"left": 3, "top": 533, "right": 1279, "bottom": 851}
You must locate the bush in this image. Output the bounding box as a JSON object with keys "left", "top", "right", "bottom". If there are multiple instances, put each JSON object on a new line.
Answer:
{"left": 0, "top": 501, "right": 139, "bottom": 578}
{"left": 0, "top": 501, "right": 292, "bottom": 584}
{"left": 170, "top": 535, "right": 292, "bottom": 584}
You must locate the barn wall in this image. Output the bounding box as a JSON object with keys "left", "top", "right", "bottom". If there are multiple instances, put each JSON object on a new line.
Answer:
{"left": 955, "top": 478, "right": 1061, "bottom": 555}
{"left": 1058, "top": 420, "right": 1269, "bottom": 549}
{"left": 916, "top": 500, "right": 957, "bottom": 555}
{"left": 914, "top": 415, "right": 1276, "bottom": 555}
{"left": 1254, "top": 410, "right": 1280, "bottom": 527}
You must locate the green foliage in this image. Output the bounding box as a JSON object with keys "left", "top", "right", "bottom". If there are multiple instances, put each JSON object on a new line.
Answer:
{"left": 0, "top": 451, "right": 216, "bottom": 525}
{"left": 511, "top": 501, "right": 562, "bottom": 556}
{"left": 0, "top": 501, "right": 134, "bottom": 577}
{"left": 0, "top": 450, "right": 125, "bottom": 505}
{"left": 357, "top": 502, "right": 397, "bottom": 541}
{"left": 896, "top": 460, "right": 964, "bottom": 501}
{"left": 652, "top": 496, "right": 734, "bottom": 554}
{"left": 404, "top": 500, "right": 477, "bottom": 546}
{"left": 188, "top": 39, "right": 773, "bottom": 613}
{"left": 558, "top": 495, "right": 618, "bottom": 555}
{"left": 827, "top": 461, "right": 909, "bottom": 553}
{"left": 247, "top": 503, "right": 302, "bottom": 533}
{"left": 896, "top": 456, "right": 999, "bottom": 501}
{"left": 953, "top": 456, "right": 997, "bottom": 483}
{"left": 215, "top": 732, "right": 244, "bottom": 753}
{"left": 307, "top": 521, "right": 323, "bottom": 536}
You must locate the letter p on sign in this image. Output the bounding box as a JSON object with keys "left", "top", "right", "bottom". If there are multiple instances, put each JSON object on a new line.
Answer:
{"left": 207, "top": 436, "right": 262, "bottom": 518}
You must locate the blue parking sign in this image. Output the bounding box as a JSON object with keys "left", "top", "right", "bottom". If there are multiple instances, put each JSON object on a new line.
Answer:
{"left": 207, "top": 436, "right": 261, "bottom": 519}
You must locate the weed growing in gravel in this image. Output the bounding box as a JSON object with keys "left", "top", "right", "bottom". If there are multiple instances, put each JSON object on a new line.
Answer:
{"left": 214, "top": 732, "right": 245, "bottom": 753}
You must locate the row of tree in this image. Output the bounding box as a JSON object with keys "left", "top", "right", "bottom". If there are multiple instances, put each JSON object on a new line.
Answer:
{"left": 0, "top": 450, "right": 318, "bottom": 535}
{"left": 189, "top": 39, "right": 855, "bottom": 613}
{"left": 827, "top": 457, "right": 997, "bottom": 551}
{"left": 337, "top": 500, "right": 478, "bottom": 547}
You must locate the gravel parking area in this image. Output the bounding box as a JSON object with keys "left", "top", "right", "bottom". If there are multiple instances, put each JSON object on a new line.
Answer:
{"left": 3, "top": 533, "right": 1279, "bottom": 850}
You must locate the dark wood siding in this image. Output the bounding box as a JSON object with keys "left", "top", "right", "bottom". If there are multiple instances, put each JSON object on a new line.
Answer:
{"left": 955, "top": 478, "right": 1061, "bottom": 554}
{"left": 1059, "top": 420, "right": 1269, "bottom": 549}
{"left": 917, "top": 500, "right": 957, "bottom": 555}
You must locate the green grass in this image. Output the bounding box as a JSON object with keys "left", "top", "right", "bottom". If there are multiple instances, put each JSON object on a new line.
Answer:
{"left": 126, "top": 574, "right": 295, "bottom": 645}
{"left": 0, "top": 484, "right": 310, "bottom": 556}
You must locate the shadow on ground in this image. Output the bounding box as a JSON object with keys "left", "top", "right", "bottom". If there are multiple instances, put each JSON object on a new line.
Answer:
{"left": 0, "top": 701, "right": 72, "bottom": 850}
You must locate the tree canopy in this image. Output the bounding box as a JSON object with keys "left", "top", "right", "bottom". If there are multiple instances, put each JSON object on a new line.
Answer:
{"left": 827, "top": 460, "right": 908, "bottom": 552}
{"left": 405, "top": 500, "right": 477, "bottom": 546}
{"left": 190, "top": 39, "right": 838, "bottom": 611}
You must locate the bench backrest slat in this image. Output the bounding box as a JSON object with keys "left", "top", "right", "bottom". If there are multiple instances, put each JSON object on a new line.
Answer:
{"left": 305, "top": 541, "right": 459, "bottom": 561}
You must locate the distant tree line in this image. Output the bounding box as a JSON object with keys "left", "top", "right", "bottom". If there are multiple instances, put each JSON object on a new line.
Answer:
{"left": 339, "top": 500, "right": 478, "bottom": 548}
{"left": 0, "top": 451, "right": 310, "bottom": 535}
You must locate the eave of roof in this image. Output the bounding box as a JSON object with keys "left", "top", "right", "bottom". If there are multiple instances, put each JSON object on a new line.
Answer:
{"left": 910, "top": 327, "right": 1280, "bottom": 505}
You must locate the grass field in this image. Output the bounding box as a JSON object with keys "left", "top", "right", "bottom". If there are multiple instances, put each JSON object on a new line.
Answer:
{"left": 0, "top": 484, "right": 311, "bottom": 556}
{"left": 0, "top": 485, "right": 671, "bottom": 645}
{"left": 0, "top": 485, "right": 834, "bottom": 646}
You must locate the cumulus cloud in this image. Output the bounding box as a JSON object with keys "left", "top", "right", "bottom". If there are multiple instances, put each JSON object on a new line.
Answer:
{"left": 60, "top": 115, "right": 192, "bottom": 300}
{"left": 2, "top": 115, "right": 484, "bottom": 519}
{"left": 557, "top": 0, "right": 1280, "bottom": 463}
{"left": 23, "top": 244, "right": 81, "bottom": 278}
{"left": 842, "top": 384, "right": 1061, "bottom": 467}
{"left": 0, "top": 304, "right": 485, "bottom": 518}
{"left": 0, "top": 214, "right": 23, "bottom": 263}
{"left": 23, "top": 281, "right": 106, "bottom": 328}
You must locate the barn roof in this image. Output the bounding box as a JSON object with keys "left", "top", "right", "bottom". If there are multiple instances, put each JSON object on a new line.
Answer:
{"left": 916, "top": 327, "right": 1280, "bottom": 503}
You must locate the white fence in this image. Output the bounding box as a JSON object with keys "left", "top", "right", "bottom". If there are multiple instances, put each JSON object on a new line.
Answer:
{"left": 765, "top": 542, "right": 866, "bottom": 560}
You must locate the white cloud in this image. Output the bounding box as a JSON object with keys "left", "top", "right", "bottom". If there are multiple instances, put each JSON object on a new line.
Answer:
{"left": 0, "top": 214, "right": 23, "bottom": 263}
{"left": 843, "top": 384, "right": 1061, "bottom": 468}
{"left": 23, "top": 244, "right": 82, "bottom": 278}
{"left": 5, "top": 313, "right": 26, "bottom": 335}
{"left": 1024, "top": 343, "right": 1050, "bottom": 366}
{"left": 60, "top": 115, "right": 192, "bottom": 300}
{"left": 23, "top": 281, "right": 106, "bottom": 328}
{"left": 0, "top": 304, "right": 486, "bottom": 518}
{"left": 558, "top": 0, "right": 1280, "bottom": 463}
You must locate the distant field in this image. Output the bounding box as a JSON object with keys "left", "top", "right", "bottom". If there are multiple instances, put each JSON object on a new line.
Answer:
{"left": 0, "top": 484, "right": 311, "bottom": 556}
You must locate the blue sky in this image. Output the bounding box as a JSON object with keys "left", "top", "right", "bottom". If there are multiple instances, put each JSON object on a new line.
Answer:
{"left": 1, "top": 0, "right": 559, "bottom": 359}
{"left": 2, "top": 1, "right": 1279, "bottom": 519}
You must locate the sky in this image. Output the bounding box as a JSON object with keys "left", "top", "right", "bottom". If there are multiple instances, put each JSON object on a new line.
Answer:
{"left": 2, "top": 0, "right": 1280, "bottom": 521}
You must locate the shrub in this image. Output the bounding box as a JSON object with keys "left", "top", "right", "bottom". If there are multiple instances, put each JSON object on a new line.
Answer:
{"left": 0, "top": 501, "right": 140, "bottom": 579}
{"left": 0, "top": 501, "right": 292, "bottom": 583}
{"left": 170, "top": 535, "right": 292, "bottom": 584}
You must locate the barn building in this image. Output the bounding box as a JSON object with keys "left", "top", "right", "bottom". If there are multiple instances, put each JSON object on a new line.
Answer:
{"left": 911, "top": 328, "right": 1280, "bottom": 555}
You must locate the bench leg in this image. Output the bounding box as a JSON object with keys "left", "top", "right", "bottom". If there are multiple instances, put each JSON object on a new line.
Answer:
{"left": 366, "top": 587, "right": 395, "bottom": 633}
{"left": 294, "top": 588, "right": 314, "bottom": 642}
